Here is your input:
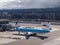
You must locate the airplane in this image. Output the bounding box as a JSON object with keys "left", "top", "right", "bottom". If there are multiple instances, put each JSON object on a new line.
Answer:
{"left": 16, "top": 27, "right": 50, "bottom": 34}
{"left": 15, "top": 27, "right": 51, "bottom": 40}
{"left": 15, "top": 22, "right": 51, "bottom": 35}
{"left": 14, "top": 21, "right": 52, "bottom": 40}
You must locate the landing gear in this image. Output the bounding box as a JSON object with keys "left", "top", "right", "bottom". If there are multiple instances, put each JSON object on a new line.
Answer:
{"left": 26, "top": 32, "right": 37, "bottom": 36}
{"left": 29, "top": 33, "right": 37, "bottom": 36}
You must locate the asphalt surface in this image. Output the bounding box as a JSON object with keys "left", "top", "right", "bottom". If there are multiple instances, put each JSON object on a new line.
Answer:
{"left": 2, "top": 27, "right": 60, "bottom": 45}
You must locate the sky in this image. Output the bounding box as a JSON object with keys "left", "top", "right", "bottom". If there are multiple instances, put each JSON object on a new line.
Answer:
{"left": 0, "top": 0, "right": 60, "bottom": 9}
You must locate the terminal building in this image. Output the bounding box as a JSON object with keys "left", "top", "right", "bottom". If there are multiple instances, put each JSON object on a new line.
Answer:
{"left": 0, "top": 19, "right": 11, "bottom": 31}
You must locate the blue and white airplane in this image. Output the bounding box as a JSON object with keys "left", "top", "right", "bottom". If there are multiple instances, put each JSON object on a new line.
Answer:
{"left": 16, "top": 22, "right": 51, "bottom": 35}
{"left": 15, "top": 27, "right": 50, "bottom": 40}
{"left": 15, "top": 22, "right": 51, "bottom": 40}
{"left": 16, "top": 27, "right": 50, "bottom": 34}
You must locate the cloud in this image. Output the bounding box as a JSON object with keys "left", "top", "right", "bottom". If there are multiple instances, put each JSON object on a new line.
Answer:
{"left": 0, "top": 0, "right": 60, "bottom": 9}
{"left": 0, "top": 0, "right": 22, "bottom": 9}
{"left": 21, "top": 0, "right": 60, "bottom": 8}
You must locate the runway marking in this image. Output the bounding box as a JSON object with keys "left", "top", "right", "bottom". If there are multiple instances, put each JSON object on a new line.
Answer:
{"left": 41, "top": 37, "right": 60, "bottom": 45}
{"left": 0, "top": 31, "right": 26, "bottom": 45}
{"left": 0, "top": 38, "right": 17, "bottom": 45}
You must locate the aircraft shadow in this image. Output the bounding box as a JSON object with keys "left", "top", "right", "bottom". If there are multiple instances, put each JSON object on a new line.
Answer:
{"left": 13, "top": 34, "right": 48, "bottom": 40}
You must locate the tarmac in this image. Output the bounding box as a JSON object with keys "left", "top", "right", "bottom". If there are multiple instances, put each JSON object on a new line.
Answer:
{"left": 0, "top": 24, "right": 60, "bottom": 45}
